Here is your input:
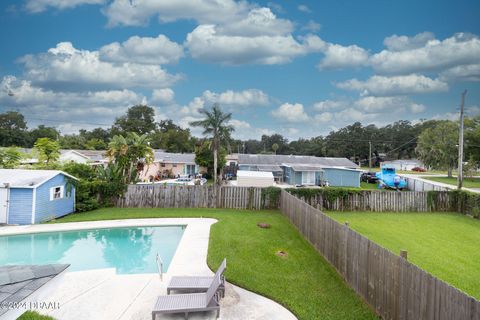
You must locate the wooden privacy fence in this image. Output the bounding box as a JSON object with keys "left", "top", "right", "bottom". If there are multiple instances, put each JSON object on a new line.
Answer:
{"left": 293, "top": 191, "right": 457, "bottom": 212}
{"left": 116, "top": 184, "right": 279, "bottom": 210}
{"left": 280, "top": 190, "right": 480, "bottom": 320}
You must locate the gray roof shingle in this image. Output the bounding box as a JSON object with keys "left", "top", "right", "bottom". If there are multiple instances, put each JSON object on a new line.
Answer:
{"left": 0, "top": 264, "right": 69, "bottom": 316}
{"left": 238, "top": 154, "right": 359, "bottom": 168}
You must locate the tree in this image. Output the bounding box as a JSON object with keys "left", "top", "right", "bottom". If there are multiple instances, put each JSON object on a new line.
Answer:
{"left": 416, "top": 121, "right": 458, "bottom": 177}
{"left": 34, "top": 137, "right": 60, "bottom": 164}
{"left": 465, "top": 116, "right": 480, "bottom": 162}
{"left": 0, "top": 111, "right": 29, "bottom": 147}
{"left": 194, "top": 140, "right": 227, "bottom": 176}
{"left": 85, "top": 138, "right": 107, "bottom": 150}
{"left": 106, "top": 132, "right": 154, "bottom": 184}
{"left": 0, "top": 147, "right": 23, "bottom": 168}
{"left": 149, "top": 120, "right": 194, "bottom": 152}
{"left": 59, "top": 134, "right": 87, "bottom": 149}
{"left": 271, "top": 143, "right": 279, "bottom": 155}
{"left": 190, "top": 104, "right": 234, "bottom": 185}
{"left": 29, "top": 125, "right": 59, "bottom": 144}
{"left": 112, "top": 105, "right": 156, "bottom": 135}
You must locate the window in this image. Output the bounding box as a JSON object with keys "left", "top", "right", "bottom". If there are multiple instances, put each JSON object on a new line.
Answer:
{"left": 172, "top": 163, "right": 177, "bottom": 167}
{"left": 160, "top": 163, "right": 166, "bottom": 167}
{"left": 50, "top": 186, "right": 64, "bottom": 200}
{"left": 302, "top": 171, "right": 315, "bottom": 185}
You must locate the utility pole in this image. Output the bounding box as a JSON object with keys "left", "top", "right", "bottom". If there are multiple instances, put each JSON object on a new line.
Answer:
{"left": 369, "top": 141, "right": 372, "bottom": 170}
{"left": 457, "top": 90, "right": 467, "bottom": 190}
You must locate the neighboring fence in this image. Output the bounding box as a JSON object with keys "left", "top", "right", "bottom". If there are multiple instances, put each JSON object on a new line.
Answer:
{"left": 116, "top": 184, "right": 279, "bottom": 210}
{"left": 291, "top": 190, "right": 458, "bottom": 212}
{"left": 280, "top": 190, "right": 480, "bottom": 320}
{"left": 403, "top": 176, "right": 452, "bottom": 192}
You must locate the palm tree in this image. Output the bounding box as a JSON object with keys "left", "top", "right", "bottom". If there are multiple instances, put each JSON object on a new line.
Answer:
{"left": 190, "top": 104, "right": 234, "bottom": 185}
{"left": 106, "top": 132, "right": 154, "bottom": 184}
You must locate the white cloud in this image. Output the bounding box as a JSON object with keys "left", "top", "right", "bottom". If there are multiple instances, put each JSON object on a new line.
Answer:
{"left": 354, "top": 96, "right": 425, "bottom": 114}
{"left": 371, "top": 33, "right": 480, "bottom": 74}
{"left": 409, "top": 103, "right": 426, "bottom": 114}
{"left": 297, "top": 4, "right": 312, "bottom": 13}
{"left": 383, "top": 32, "right": 435, "bottom": 51}
{"left": 103, "top": 0, "right": 251, "bottom": 27}
{"left": 337, "top": 74, "right": 448, "bottom": 96}
{"left": 99, "top": 34, "right": 184, "bottom": 65}
{"left": 271, "top": 103, "right": 309, "bottom": 122}
{"left": 439, "top": 64, "right": 480, "bottom": 82}
{"left": 151, "top": 88, "right": 175, "bottom": 104}
{"left": 177, "top": 89, "right": 270, "bottom": 120}
{"left": 186, "top": 26, "right": 326, "bottom": 65}
{"left": 302, "top": 20, "right": 321, "bottom": 32}
{"left": 217, "top": 8, "right": 293, "bottom": 37}
{"left": 318, "top": 43, "right": 369, "bottom": 69}
{"left": 202, "top": 89, "right": 270, "bottom": 107}
{"left": 287, "top": 127, "right": 299, "bottom": 135}
{"left": 229, "top": 119, "right": 251, "bottom": 129}
{"left": 0, "top": 75, "right": 145, "bottom": 133}
{"left": 314, "top": 112, "right": 333, "bottom": 123}
{"left": 19, "top": 42, "right": 181, "bottom": 91}
{"left": 312, "top": 100, "right": 348, "bottom": 111}
{"left": 25, "top": 0, "right": 104, "bottom": 13}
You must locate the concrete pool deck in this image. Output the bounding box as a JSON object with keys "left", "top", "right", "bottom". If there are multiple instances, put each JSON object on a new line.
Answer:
{"left": 0, "top": 218, "right": 297, "bottom": 320}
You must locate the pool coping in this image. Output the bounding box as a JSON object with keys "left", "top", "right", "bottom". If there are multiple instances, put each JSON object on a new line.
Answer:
{"left": 0, "top": 218, "right": 297, "bottom": 319}
{"left": 0, "top": 218, "right": 218, "bottom": 276}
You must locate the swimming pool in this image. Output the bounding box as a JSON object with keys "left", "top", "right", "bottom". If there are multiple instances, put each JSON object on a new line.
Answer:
{"left": 0, "top": 225, "right": 186, "bottom": 274}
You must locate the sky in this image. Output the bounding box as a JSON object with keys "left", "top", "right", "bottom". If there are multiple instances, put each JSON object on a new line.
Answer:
{"left": 0, "top": 0, "right": 479, "bottom": 140}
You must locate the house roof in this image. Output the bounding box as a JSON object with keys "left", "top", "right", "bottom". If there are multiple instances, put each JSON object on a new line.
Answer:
{"left": 153, "top": 152, "right": 196, "bottom": 164}
{"left": 0, "top": 169, "right": 78, "bottom": 188}
{"left": 238, "top": 154, "right": 359, "bottom": 168}
{"left": 288, "top": 165, "right": 325, "bottom": 172}
{"left": 0, "top": 264, "right": 69, "bottom": 317}
{"left": 256, "top": 165, "right": 283, "bottom": 172}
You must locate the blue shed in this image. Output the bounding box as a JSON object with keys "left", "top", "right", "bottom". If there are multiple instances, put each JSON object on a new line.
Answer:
{"left": 0, "top": 169, "right": 78, "bottom": 225}
{"left": 323, "top": 167, "right": 362, "bottom": 188}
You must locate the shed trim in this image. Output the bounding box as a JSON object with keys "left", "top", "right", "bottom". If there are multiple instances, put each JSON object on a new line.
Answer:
{"left": 31, "top": 188, "right": 36, "bottom": 224}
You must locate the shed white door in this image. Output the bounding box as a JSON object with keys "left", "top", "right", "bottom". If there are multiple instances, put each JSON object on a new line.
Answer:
{"left": 0, "top": 188, "right": 8, "bottom": 224}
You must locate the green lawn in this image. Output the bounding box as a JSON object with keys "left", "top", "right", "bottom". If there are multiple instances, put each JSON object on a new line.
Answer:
{"left": 18, "top": 311, "right": 54, "bottom": 320}
{"left": 326, "top": 211, "right": 480, "bottom": 299}
{"left": 360, "top": 182, "right": 381, "bottom": 190}
{"left": 46, "top": 208, "right": 376, "bottom": 320}
{"left": 424, "top": 176, "right": 480, "bottom": 188}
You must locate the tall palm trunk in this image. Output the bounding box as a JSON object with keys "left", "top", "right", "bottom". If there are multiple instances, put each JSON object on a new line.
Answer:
{"left": 213, "top": 136, "right": 218, "bottom": 185}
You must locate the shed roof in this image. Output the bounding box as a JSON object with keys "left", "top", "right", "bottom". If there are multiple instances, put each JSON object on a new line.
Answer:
{"left": 238, "top": 154, "right": 359, "bottom": 168}
{"left": 0, "top": 169, "right": 78, "bottom": 188}
{"left": 237, "top": 170, "right": 274, "bottom": 178}
{"left": 0, "top": 264, "right": 69, "bottom": 317}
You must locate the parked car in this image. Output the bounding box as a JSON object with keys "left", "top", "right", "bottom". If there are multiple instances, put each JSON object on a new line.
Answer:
{"left": 411, "top": 167, "right": 427, "bottom": 172}
{"left": 361, "top": 172, "right": 379, "bottom": 183}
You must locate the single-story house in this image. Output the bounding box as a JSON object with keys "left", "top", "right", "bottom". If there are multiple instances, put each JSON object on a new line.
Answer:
{"left": 237, "top": 170, "right": 274, "bottom": 187}
{"left": 381, "top": 159, "right": 424, "bottom": 171}
{"left": 59, "top": 149, "right": 107, "bottom": 166}
{"left": 15, "top": 148, "right": 107, "bottom": 166}
{"left": 0, "top": 169, "right": 78, "bottom": 225}
{"left": 139, "top": 152, "right": 206, "bottom": 182}
{"left": 238, "top": 154, "right": 362, "bottom": 187}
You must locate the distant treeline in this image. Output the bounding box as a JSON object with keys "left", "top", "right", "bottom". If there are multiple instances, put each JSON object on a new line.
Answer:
{"left": 1, "top": 105, "right": 478, "bottom": 167}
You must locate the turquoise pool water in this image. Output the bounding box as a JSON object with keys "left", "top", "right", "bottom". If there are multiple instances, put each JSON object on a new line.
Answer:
{"left": 0, "top": 226, "right": 186, "bottom": 274}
